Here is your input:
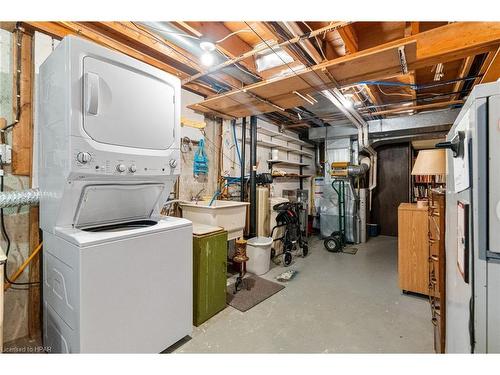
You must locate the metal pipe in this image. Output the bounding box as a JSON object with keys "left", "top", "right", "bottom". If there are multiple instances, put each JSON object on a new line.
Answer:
{"left": 249, "top": 116, "right": 257, "bottom": 238}
{"left": 315, "top": 144, "right": 322, "bottom": 171}
{"left": 0, "top": 189, "right": 40, "bottom": 208}
{"left": 241, "top": 117, "right": 246, "bottom": 202}
{"left": 347, "top": 163, "right": 369, "bottom": 177}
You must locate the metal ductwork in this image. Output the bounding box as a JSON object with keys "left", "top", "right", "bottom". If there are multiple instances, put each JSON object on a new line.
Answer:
{"left": 315, "top": 144, "right": 322, "bottom": 171}
{"left": 347, "top": 162, "right": 369, "bottom": 177}
{"left": 140, "top": 22, "right": 259, "bottom": 86}
{"left": 0, "top": 189, "right": 40, "bottom": 208}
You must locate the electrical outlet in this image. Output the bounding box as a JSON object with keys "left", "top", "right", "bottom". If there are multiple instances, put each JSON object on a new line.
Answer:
{"left": 0, "top": 144, "right": 12, "bottom": 164}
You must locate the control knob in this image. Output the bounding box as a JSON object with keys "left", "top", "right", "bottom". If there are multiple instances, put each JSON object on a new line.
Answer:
{"left": 76, "top": 152, "right": 91, "bottom": 164}
{"left": 129, "top": 165, "right": 137, "bottom": 173}
{"left": 116, "top": 163, "right": 126, "bottom": 173}
{"left": 169, "top": 159, "right": 177, "bottom": 168}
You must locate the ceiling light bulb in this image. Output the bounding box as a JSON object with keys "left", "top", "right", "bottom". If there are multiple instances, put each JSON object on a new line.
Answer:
{"left": 201, "top": 52, "right": 214, "bottom": 67}
{"left": 200, "top": 41, "right": 216, "bottom": 52}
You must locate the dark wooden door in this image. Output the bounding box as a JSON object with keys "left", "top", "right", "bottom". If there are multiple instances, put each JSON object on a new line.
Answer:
{"left": 371, "top": 143, "right": 410, "bottom": 236}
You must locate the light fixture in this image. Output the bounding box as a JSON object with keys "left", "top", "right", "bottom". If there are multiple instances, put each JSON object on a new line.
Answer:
{"left": 411, "top": 149, "right": 446, "bottom": 176}
{"left": 201, "top": 52, "right": 214, "bottom": 67}
{"left": 411, "top": 149, "right": 446, "bottom": 207}
{"left": 199, "top": 40, "right": 216, "bottom": 67}
{"left": 343, "top": 94, "right": 354, "bottom": 109}
{"left": 200, "top": 40, "right": 216, "bottom": 52}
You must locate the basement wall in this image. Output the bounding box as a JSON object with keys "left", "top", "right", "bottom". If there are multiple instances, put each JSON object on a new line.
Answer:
{"left": 222, "top": 119, "right": 315, "bottom": 201}
{"left": 178, "top": 89, "right": 220, "bottom": 202}
{"left": 1, "top": 29, "right": 34, "bottom": 344}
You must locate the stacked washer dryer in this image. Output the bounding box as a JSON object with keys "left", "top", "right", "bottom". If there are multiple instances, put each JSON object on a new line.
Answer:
{"left": 38, "top": 36, "right": 192, "bottom": 353}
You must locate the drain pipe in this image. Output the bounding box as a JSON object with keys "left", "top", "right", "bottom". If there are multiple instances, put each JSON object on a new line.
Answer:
{"left": 249, "top": 115, "right": 257, "bottom": 238}
{"left": 241, "top": 117, "right": 246, "bottom": 202}
{"left": 0, "top": 189, "right": 40, "bottom": 208}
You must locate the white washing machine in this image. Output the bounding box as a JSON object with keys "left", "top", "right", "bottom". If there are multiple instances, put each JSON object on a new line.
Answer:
{"left": 39, "top": 36, "right": 192, "bottom": 353}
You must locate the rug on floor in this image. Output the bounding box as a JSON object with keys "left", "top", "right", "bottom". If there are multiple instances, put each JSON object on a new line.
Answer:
{"left": 226, "top": 275, "right": 285, "bottom": 312}
{"left": 342, "top": 246, "right": 358, "bottom": 255}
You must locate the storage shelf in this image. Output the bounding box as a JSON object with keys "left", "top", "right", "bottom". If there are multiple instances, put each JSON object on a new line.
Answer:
{"left": 272, "top": 174, "right": 312, "bottom": 179}
{"left": 267, "top": 159, "right": 308, "bottom": 167}
{"left": 257, "top": 126, "right": 314, "bottom": 148}
{"left": 242, "top": 137, "right": 313, "bottom": 157}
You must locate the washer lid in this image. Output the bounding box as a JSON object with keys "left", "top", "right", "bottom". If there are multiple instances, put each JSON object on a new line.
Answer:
{"left": 73, "top": 184, "right": 165, "bottom": 228}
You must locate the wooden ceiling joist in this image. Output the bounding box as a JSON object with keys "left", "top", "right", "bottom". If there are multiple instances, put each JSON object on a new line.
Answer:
{"left": 184, "top": 21, "right": 259, "bottom": 76}
{"left": 365, "top": 99, "right": 464, "bottom": 117}
{"left": 337, "top": 24, "right": 358, "bottom": 54}
{"left": 480, "top": 47, "right": 500, "bottom": 83}
{"left": 189, "top": 40, "right": 418, "bottom": 117}
{"left": 25, "top": 21, "right": 259, "bottom": 97}
{"left": 190, "top": 22, "right": 500, "bottom": 119}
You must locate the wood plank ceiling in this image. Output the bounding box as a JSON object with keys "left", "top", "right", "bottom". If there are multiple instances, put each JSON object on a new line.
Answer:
{"left": 20, "top": 21, "right": 500, "bottom": 131}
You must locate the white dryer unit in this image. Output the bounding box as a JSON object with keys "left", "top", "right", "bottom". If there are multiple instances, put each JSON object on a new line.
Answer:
{"left": 38, "top": 36, "right": 192, "bottom": 353}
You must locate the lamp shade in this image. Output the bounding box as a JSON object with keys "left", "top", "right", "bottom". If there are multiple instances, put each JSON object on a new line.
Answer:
{"left": 411, "top": 149, "right": 446, "bottom": 175}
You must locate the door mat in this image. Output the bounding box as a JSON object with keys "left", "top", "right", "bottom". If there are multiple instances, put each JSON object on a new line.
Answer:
{"left": 342, "top": 247, "right": 358, "bottom": 255}
{"left": 226, "top": 275, "right": 285, "bottom": 312}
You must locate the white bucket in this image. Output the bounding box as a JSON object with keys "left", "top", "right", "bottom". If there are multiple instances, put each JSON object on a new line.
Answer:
{"left": 246, "top": 236, "right": 273, "bottom": 275}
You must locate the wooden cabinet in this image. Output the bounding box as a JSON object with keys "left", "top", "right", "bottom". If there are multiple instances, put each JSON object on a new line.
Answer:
{"left": 192, "top": 227, "right": 228, "bottom": 327}
{"left": 429, "top": 190, "right": 446, "bottom": 353}
{"left": 398, "top": 203, "right": 431, "bottom": 295}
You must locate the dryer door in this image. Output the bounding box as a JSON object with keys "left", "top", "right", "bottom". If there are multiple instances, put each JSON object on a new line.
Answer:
{"left": 82, "top": 56, "right": 176, "bottom": 150}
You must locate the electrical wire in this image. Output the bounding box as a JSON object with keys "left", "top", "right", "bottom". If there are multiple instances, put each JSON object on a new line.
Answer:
{"left": 0, "top": 156, "right": 40, "bottom": 287}
{"left": 301, "top": 21, "right": 327, "bottom": 60}
{"left": 377, "top": 84, "right": 414, "bottom": 98}
{"left": 216, "top": 29, "right": 252, "bottom": 44}
{"left": 245, "top": 22, "right": 379, "bottom": 123}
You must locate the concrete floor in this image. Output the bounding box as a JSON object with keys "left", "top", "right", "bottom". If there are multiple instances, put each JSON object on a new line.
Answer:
{"left": 175, "top": 235, "right": 434, "bottom": 353}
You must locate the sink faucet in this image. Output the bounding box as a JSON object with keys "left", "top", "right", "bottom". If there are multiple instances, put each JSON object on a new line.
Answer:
{"left": 192, "top": 188, "right": 205, "bottom": 202}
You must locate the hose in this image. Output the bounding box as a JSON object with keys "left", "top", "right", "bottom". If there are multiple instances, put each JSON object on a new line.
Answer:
{"left": 4, "top": 242, "right": 43, "bottom": 291}
{"left": 232, "top": 120, "right": 242, "bottom": 167}
{"left": 0, "top": 188, "right": 40, "bottom": 208}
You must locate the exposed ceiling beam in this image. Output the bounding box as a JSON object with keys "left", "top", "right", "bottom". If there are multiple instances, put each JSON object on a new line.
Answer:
{"left": 480, "top": 46, "right": 500, "bottom": 83}
{"left": 0, "top": 22, "right": 17, "bottom": 32}
{"left": 185, "top": 22, "right": 259, "bottom": 76}
{"left": 24, "top": 21, "right": 187, "bottom": 79}
{"left": 405, "top": 22, "right": 420, "bottom": 37}
{"left": 337, "top": 24, "right": 358, "bottom": 54}
{"left": 189, "top": 22, "right": 500, "bottom": 118}
{"left": 260, "top": 22, "right": 316, "bottom": 67}
{"left": 452, "top": 56, "right": 474, "bottom": 100}
{"left": 410, "top": 22, "right": 500, "bottom": 69}
{"left": 365, "top": 100, "right": 463, "bottom": 117}
{"left": 23, "top": 21, "right": 237, "bottom": 97}
{"left": 282, "top": 22, "right": 325, "bottom": 64}
{"left": 183, "top": 22, "right": 351, "bottom": 84}
{"left": 90, "top": 22, "right": 247, "bottom": 91}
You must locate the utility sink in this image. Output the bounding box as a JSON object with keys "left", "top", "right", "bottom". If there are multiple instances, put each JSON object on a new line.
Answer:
{"left": 179, "top": 200, "right": 249, "bottom": 240}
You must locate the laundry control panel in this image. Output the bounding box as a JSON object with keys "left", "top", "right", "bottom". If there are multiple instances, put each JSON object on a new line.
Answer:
{"left": 72, "top": 149, "right": 179, "bottom": 176}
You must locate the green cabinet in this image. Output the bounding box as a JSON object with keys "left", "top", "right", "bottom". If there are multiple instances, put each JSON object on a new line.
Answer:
{"left": 193, "top": 229, "right": 228, "bottom": 326}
